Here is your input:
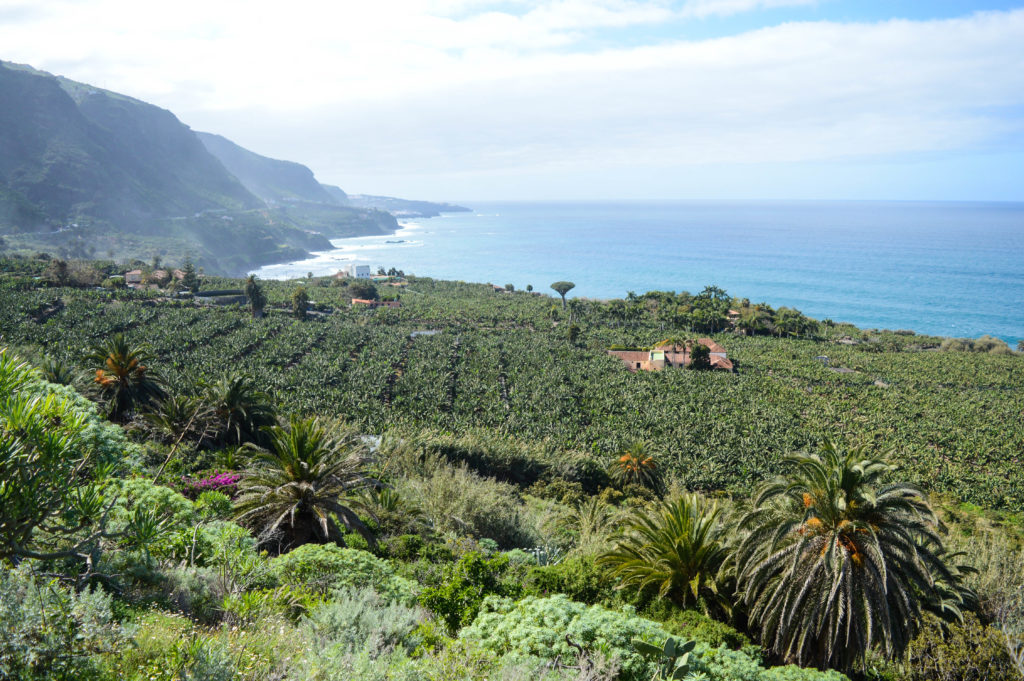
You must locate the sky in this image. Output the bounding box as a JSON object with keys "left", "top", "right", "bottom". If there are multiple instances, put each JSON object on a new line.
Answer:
{"left": 2, "top": 0, "right": 1023, "bottom": 201}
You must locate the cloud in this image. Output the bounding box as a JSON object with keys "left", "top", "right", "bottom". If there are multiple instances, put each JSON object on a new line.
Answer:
{"left": 679, "top": 0, "right": 818, "bottom": 18}
{"left": 1, "top": 2, "right": 1022, "bottom": 198}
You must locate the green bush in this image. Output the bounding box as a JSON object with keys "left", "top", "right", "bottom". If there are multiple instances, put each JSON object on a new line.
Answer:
{"left": 760, "top": 666, "right": 851, "bottom": 681}
{"left": 0, "top": 566, "right": 129, "bottom": 681}
{"left": 527, "top": 555, "right": 617, "bottom": 604}
{"left": 18, "top": 361, "right": 143, "bottom": 471}
{"left": 698, "top": 645, "right": 850, "bottom": 681}
{"left": 161, "top": 567, "right": 221, "bottom": 623}
{"left": 459, "top": 593, "right": 849, "bottom": 681}
{"left": 303, "top": 586, "right": 426, "bottom": 654}
{"left": 272, "top": 544, "right": 419, "bottom": 603}
{"left": 902, "top": 612, "right": 1018, "bottom": 681}
{"left": 660, "top": 608, "right": 751, "bottom": 650}
{"left": 419, "top": 551, "right": 522, "bottom": 634}
{"left": 401, "top": 462, "right": 536, "bottom": 548}
{"left": 194, "top": 491, "right": 233, "bottom": 520}
{"left": 459, "top": 593, "right": 669, "bottom": 680}
{"left": 382, "top": 534, "right": 426, "bottom": 561}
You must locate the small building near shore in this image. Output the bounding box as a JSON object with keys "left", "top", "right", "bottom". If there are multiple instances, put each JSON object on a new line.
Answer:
{"left": 608, "top": 338, "right": 733, "bottom": 372}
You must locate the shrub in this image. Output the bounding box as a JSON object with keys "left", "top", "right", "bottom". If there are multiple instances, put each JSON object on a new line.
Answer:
{"left": 180, "top": 471, "right": 241, "bottom": 498}
{"left": 903, "top": 612, "right": 1018, "bottom": 681}
{"left": 660, "top": 609, "right": 751, "bottom": 650}
{"left": 697, "top": 645, "right": 850, "bottom": 681}
{"left": 459, "top": 593, "right": 670, "bottom": 681}
{"left": 401, "top": 462, "right": 536, "bottom": 548}
{"left": 272, "top": 544, "right": 419, "bottom": 603}
{"left": 527, "top": 555, "right": 617, "bottom": 604}
{"left": 303, "top": 586, "right": 427, "bottom": 654}
{"left": 419, "top": 551, "right": 521, "bottom": 634}
{"left": 161, "top": 567, "right": 221, "bottom": 623}
{"left": 382, "top": 534, "right": 425, "bottom": 561}
{"left": 0, "top": 566, "right": 129, "bottom": 681}
{"left": 194, "top": 491, "right": 233, "bottom": 520}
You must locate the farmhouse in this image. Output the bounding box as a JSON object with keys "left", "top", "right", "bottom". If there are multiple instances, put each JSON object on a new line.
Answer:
{"left": 351, "top": 298, "right": 402, "bottom": 309}
{"left": 608, "top": 338, "right": 733, "bottom": 372}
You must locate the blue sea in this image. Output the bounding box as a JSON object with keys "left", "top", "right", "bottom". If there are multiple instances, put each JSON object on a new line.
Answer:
{"left": 253, "top": 201, "right": 1024, "bottom": 345}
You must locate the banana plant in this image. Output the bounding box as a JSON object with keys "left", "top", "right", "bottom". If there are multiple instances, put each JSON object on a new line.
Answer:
{"left": 632, "top": 636, "right": 699, "bottom": 681}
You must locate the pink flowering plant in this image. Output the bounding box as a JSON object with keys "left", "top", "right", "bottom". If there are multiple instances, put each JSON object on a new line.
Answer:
{"left": 180, "top": 470, "right": 241, "bottom": 498}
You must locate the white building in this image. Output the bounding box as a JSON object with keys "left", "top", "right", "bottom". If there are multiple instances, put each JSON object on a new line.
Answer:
{"left": 337, "top": 264, "right": 372, "bottom": 279}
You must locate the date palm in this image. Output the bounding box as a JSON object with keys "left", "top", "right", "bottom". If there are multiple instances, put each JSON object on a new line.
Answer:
{"left": 234, "top": 416, "right": 379, "bottom": 552}
{"left": 203, "top": 374, "right": 277, "bottom": 446}
{"left": 610, "top": 440, "right": 661, "bottom": 491}
{"left": 88, "top": 333, "right": 164, "bottom": 421}
{"left": 735, "top": 439, "right": 973, "bottom": 673}
{"left": 599, "top": 493, "right": 732, "bottom": 615}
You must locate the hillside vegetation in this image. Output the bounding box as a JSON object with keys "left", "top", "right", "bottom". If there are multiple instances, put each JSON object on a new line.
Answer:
{"left": 2, "top": 262, "right": 1021, "bottom": 509}
{"left": 1, "top": 255, "right": 1022, "bottom": 681}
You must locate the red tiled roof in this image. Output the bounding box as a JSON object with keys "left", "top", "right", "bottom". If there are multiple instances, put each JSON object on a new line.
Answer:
{"left": 699, "top": 338, "right": 727, "bottom": 354}
{"left": 608, "top": 350, "right": 648, "bottom": 363}
{"left": 711, "top": 355, "right": 734, "bottom": 370}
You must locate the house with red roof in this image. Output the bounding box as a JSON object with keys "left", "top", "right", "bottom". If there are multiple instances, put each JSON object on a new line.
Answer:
{"left": 352, "top": 298, "right": 401, "bottom": 309}
{"left": 608, "top": 338, "right": 733, "bottom": 372}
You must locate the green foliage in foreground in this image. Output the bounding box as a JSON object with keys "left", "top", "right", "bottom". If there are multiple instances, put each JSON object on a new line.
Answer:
{"left": 600, "top": 494, "right": 731, "bottom": 614}
{"left": 460, "top": 593, "right": 671, "bottom": 680}
{"left": 272, "top": 544, "right": 419, "bottom": 603}
{"left": 0, "top": 350, "right": 139, "bottom": 567}
{"left": 234, "top": 416, "right": 379, "bottom": 550}
{"left": 737, "top": 440, "right": 975, "bottom": 672}
{"left": 460, "top": 594, "right": 850, "bottom": 681}
{"left": 419, "top": 551, "right": 522, "bottom": 634}
{"left": 0, "top": 566, "right": 129, "bottom": 681}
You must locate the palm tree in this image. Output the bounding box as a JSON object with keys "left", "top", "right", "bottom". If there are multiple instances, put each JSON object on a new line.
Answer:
{"left": 146, "top": 393, "right": 209, "bottom": 443}
{"left": 244, "top": 274, "right": 267, "bottom": 318}
{"left": 566, "top": 497, "right": 619, "bottom": 553}
{"left": 39, "top": 354, "right": 76, "bottom": 386}
{"left": 735, "top": 439, "right": 973, "bottom": 673}
{"left": 88, "top": 333, "right": 165, "bottom": 421}
{"left": 599, "top": 493, "right": 732, "bottom": 615}
{"left": 202, "top": 374, "right": 277, "bottom": 446}
{"left": 233, "top": 416, "right": 380, "bottom": 552}
{"left": 609, "top": 440, "right": 661, "bottom": 491}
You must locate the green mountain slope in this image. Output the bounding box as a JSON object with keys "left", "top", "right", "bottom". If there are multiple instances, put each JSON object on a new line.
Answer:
{"left": 0, "top": 61, "right": 261, "bottom": 230}
{"left": 0, "top": 61, "right": 401, "bottom": 274}
{"left": 196, "top": 132, "right": 336, "bottom": 204}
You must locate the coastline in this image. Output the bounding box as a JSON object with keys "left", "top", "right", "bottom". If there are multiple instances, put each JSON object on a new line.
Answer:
{"left": 249, "top": 218, "right": 428, "bottom": 280}
{"left": 251, "top": 201, "right": 1023, "bottom": 345}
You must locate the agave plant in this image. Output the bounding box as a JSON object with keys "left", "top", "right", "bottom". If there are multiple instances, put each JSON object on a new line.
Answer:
{"left": 735, "top": 439, "right": 974, "bottom": 672}
{"left": 599, "top": 493, "right": 732, "bottom": 614}
{"left": 233, "top": 416, "right": 380, "bottom": 551}
{"left": 88, "top": 333, "right": 164, "bottom": 421}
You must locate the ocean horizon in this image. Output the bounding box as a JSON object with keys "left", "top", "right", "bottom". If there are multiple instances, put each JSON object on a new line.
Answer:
{"left": 253, "top": 200, "right": 1024, "bottom": 345}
